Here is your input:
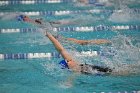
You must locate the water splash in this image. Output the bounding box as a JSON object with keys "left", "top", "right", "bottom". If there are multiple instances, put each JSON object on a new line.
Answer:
{"left": 71, "top": 15, "right": 101, "bottom": 25}
{"left": 41, "top": 32, "right": 140, "bottom": 76}
{"left": 0, "top": 12, "right": 22, "bottom": 21}
{"left": 108, "top": 3, "right": 140, "bottom": 23}
{"left": 99, "top": 35, "right": 140, "bottom": 75}
{"left": 53, "top": 14, "right": 101, "bottom": 26}
{"left": 58, "top": 81, "right": 73, "bottom": 88}
{"left": 102, "top": 0, "right": 140, "bottom": 8}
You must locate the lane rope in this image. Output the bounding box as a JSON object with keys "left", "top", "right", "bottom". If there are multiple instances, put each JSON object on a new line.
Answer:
{"left": 0, "top": 9, "right": 139, "bottom": 16}
{"left": 92, "top": 91, "right": 139, "bottom": 93}
{"left": 0, "top": 25, "right": 139, "bottom": 34}
{"left": 0, "top": 51, "right": 98, "bottom": 59}
{"left": 0, "top": 0, "right": 72, "bottom": 4}
{"left": 0, "top": 50, "right": 116, "bottom": 59}
{"left": 0, "top": 0, "right": 103, "bottom": 5}
{"left": 0, "top": 0, "right": 107, "bottom": 5}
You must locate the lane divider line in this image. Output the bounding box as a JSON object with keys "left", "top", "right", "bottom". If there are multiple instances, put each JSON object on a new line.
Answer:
{"left": 0, "top": 51, "right": 98, "bottom": 59}
{"left": 0, "top": 9, "right": 139, "bottom": 16}
{"left": 0, "top": 25, "right": 139, "bottom": 34}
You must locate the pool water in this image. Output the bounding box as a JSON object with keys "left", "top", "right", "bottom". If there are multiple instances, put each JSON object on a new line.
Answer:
{"left": 0, "top": 1, "right": 140, "bottom": 93}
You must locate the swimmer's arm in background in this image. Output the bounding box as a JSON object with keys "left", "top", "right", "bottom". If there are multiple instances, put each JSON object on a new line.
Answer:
{"left": 54, "top": 35, "right": 111, "bottom": 45}
{"left": 66, "top": 38, "right": 111, "bottom": 45}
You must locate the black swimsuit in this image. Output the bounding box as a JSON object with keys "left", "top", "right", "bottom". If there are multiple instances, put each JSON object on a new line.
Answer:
{"left": 80, "top": 63, "right": 112, "bottom": 75}
{"left": 35, "top": 19, "right": 42, "bottom": 24}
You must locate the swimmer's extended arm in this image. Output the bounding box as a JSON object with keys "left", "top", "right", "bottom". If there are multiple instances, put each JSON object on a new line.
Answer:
{"left": 66, "top": 38, "right": 111, "bottom": 45}
{"left": 54, "top": 35, "right": 111, "bottom": 45}
{"left": 45, "top": 31, "right": 73, "bottom": 61}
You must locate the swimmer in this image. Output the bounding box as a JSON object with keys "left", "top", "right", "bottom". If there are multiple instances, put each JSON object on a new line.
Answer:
{"left": 17, "top": 15, "right": 43, "bottom": 25}
{"left": 16, "top": 15, "right": 75, "bottom": 28}
{"left": 45, "top": 31, "right": 112, "bottom": 75}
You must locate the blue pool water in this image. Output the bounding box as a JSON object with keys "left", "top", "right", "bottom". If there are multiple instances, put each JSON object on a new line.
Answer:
{"left": 0, "top": 1, "right": 140, "bottom": 93}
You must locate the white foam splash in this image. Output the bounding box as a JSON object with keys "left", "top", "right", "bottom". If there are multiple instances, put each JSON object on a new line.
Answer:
{"left": 59, "top": 81, "right": 73, "bottom": 88}
{"left": 52, "top": 15, "right": 100, "bottom": 26}
{"left": 100, "top": 35, "right": 140, "bottom": 75}
{"left": 108, "top": 3, "right": 140, "bottom": 23}
{"left": 0, "top": 12, "right": 22, "bottom": 21}
{"left": 103, "top": 0, "right": 140, "bottom": 7}
{"left": 71, "top": 15, "right": 100, "bottom": 25}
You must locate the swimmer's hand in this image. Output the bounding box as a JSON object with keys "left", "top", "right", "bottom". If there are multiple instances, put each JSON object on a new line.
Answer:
{"left": 45, "top": 31, "right": 50, "bottom": 36}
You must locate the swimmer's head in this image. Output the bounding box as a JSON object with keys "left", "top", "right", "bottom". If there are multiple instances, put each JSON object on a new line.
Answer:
{"left": 59, "top": 60, "right": 69, "bottom": 69}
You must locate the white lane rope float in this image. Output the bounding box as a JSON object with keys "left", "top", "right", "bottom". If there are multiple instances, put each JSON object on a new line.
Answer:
{"left": 0, "top": 50, "right": 117, "bottom": 60}
{"left": 0, "top": 25, "right": 139, "bottom": 34}
{"left": 0, "top": 52, "right": 59, "bottom": 59}
{"left": 0, "top": 0, "right": 108, "bottom": 5}
{"left": 0, "top": 0, "right": 70, "bottom": 4}
{"left": 0, "top": 51, "right": 97, "bottom": 59}
{"left": 0, "top": 9, "right": 139, "bottom": 16}
{"left": 92, "top": 91, "right": 139, "bottom": 93}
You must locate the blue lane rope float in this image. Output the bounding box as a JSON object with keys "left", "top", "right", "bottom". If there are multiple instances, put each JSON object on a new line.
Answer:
{"left": 0, "top": 9, "right": 139, "bottom": 16}
{"left": 0, "top": 25, "right": 139, "bottom": 34}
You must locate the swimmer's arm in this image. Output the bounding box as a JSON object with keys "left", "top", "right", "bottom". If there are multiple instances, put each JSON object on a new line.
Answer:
{"left": 45, "top": 31, "right": 73, "bottom": 61}
{"left": 88, "top": 39, "right": 111, "bottom": 44}
{"left": 66, "top": 38, "right": 111, "bottom": 45}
